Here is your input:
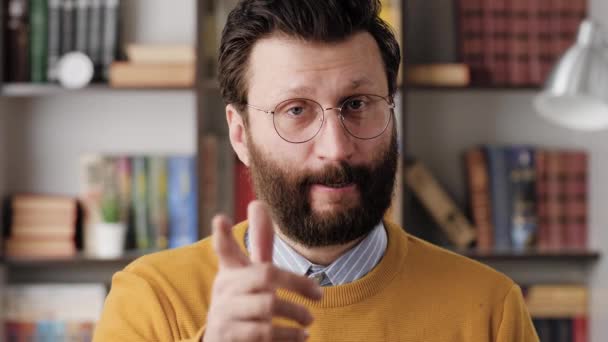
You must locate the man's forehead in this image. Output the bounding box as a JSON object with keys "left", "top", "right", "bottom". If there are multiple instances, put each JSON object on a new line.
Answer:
{"left": 247, "top": 32, "right": 386, "bottom": 102}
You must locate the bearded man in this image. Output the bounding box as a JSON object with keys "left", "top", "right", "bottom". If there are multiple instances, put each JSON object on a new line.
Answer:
{"left": 93, "top": 0, "right": 539, "bottom": 341}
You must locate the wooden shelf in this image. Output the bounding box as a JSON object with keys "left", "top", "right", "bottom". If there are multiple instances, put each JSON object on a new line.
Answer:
{"left": 405, "top": 85, "right": 541, "bottom": 91}
{"left": 455, "top": 249, "right": 601, "bottom": 262}
{"left": 0, "top": 82, "right": 214, "bottom": 97}
{"left": 2, "top": 249, "right": 159, "bottom": 267}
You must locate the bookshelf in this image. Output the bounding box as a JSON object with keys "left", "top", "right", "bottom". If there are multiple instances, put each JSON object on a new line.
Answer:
{"left": 402, "top": 0, "right": 608, "bottom": 340}
{"left": 0, "top": 0, "right": 606, "bottom": 340}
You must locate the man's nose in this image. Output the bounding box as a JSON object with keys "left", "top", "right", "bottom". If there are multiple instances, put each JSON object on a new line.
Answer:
{"left": 313, "top": 109, "right": 355, "bottom": 162}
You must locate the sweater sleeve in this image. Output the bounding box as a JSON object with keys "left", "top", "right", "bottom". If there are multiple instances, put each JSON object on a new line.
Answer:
{"left": 496, "top": 284, "right": 540, "bottom": 342}
{"left": 92, "top": 270, "right": 205, "bottom": 342}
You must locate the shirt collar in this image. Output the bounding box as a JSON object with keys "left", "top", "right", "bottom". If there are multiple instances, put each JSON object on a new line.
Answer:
{"left": 245, "top": 222, "right": 388, "bottom": 286}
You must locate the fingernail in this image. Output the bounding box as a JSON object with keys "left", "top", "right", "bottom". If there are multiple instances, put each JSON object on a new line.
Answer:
{"left": 303, "top": 330, "right": 310, "bottom": 340}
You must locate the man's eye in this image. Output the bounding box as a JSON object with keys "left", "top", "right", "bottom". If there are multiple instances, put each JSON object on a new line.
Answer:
{"left": 288, "top": 106, "right": 305, "bottom": 116}
{"left": 346, "top": 99, "right": 366, "bottom": 111}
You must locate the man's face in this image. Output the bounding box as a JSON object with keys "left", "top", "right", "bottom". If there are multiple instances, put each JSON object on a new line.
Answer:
{"left": 228, "top": 32, "right": 397, "bottom": 247}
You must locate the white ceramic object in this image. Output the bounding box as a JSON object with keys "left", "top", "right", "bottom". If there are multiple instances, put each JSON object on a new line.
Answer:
{"left": 91, "top": 222, "right": 126, "bottom": 259}
{"left": 56, "top": 51, "right": 94, "bottom": 89}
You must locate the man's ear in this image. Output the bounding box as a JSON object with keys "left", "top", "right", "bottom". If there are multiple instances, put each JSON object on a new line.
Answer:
{"left": 226, "top": 104, "right": 250, "bottom": 166}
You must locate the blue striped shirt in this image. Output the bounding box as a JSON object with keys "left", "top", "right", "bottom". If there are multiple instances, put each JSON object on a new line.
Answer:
{"left": 245, "top": 222, "right": 387, "bottom": 286}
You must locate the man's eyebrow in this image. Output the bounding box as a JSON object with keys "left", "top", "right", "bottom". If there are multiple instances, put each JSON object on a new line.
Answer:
{"left": 275, "top": 78, "right": 376, "bottom": 99}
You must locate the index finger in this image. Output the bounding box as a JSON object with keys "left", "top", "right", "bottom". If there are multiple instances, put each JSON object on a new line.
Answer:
{"left": 248, "top": 201, "right": 275, "bottom": 264}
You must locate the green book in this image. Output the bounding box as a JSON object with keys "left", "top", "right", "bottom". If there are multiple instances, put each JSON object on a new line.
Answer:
{"left": 131, "top": 156, "right": 149, "bottom": 250}
{"left": 29, "top": 0, "right": 48, "bottom": 83}
{"left": 147, "top": 156, "right": 169, "bottom": 250}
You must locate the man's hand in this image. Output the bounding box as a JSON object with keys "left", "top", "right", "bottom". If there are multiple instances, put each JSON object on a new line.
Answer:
{"left": 204, "top": 201, "right": 322, "bottom": 342}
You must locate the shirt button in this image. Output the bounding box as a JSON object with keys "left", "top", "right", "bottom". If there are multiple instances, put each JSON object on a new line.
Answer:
{"left": 310, "top": 273, "right": 325, "bottom": 285}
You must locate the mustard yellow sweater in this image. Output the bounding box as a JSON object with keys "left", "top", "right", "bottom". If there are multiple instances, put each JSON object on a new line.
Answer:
{"left": 93, "top": 221, "right": 539, "bottom": 341}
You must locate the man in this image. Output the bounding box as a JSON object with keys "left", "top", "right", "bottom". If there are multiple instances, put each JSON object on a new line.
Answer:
{"left": 94, "top": 0, "right": 539, "bottom": 341}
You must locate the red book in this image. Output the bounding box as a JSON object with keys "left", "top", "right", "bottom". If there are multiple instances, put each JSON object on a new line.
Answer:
{"left": 535, "top": 150, "right": 550, "bottom": 250}
{"left": 527, "top": 0, "right": 543, "bottom": 85}
{"left": 457, "top": 0, "right": 485, "bottom": 83}
{"left": 544, "top": 150, "right": 565, "bottom": 251}
{"left": 508, "top": 0, "right": 529, "bottom": 85}
{"left": 538, "top": 0, "right": 555, "bottom": 82}
{"left": 234, "top": 158, "right": 256, "bottom": 223}
{"left": 573, "top": 316, "right": 588, "bottom": 342}
{"left": 562, "top": 150, "right": 588, "bottom": 250}
{"left": 465, "top": 148, "right": 493, "bottom": 251}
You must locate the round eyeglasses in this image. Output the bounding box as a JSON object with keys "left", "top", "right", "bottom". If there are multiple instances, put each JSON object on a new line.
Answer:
{"left": 246, "top": 94, "right": 395, "bottom": 144}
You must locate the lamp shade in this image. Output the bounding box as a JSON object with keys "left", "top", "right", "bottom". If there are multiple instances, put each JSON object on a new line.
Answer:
{"left": 534, "top": 20, "right": 608, "bottom": 131}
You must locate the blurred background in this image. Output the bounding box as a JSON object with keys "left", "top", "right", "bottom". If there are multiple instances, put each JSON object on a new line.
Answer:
{"left": 0, "top": 0, "right": 607, "bottom": 341}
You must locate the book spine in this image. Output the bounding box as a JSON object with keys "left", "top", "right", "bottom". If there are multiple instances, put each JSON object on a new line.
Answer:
{"left": 507, "top": 146, "right": 537, "bottom": 251}
{"left": 168, "top": 156, "right": 198, "bottom": 249}
{"left": 234, "top": 158, "right": 255, "bottom": 223}
{"left": 545, "top": 150, "right": 565, "bottom": 250}
{"left": 147, "top": 156, "right": 169, "bottom": 250}
{"left": 573, "top": 316, "right": 588, "bottom": 342}
{"left": 484, "top": 146, "right": 511, "bottom": 250}
{"left": 5, "top": 0, "right": 30, "bottom": 82}
{"left": 465, "top": 148, "right": 493, "bottom": 251}
{"left": 563, "top": 151, "right": 588, "bottom": 250}
{"left": 509, "top": 0, "right": 529, "bottom": 85}
{"left": 29, "top": 0, "right": 47, "bottom": 83}
{"left": 535, "top": 149, "right": 550, "bottom": 250}
{"left": 74, "top": 0, "right": 89, "bottom": 52}
{"left": 527, "top": 0, "right": 542, "bottom": 85}
{"left": 457, "top": 0, "right": 483, "bottom": 83}
{"left": 47, "top": 0, "right": 61, "bottom": 81}
{"left": 538, "top": 0, "right": 554, "bottom": 82}
{"left": 493, "top": 0, "right": 509, "bottom": 85}
{"left": 131, "top": 156, "right": 149, "bottom": 250}
{"left": 60, "top": 0, "right": 75, "bottom": 55}
{"left": 100, "top": 0, "right": 119, "bottom": 81}
{"left": 481, "top": 0, "right": 495, "bottom": 85}
{"left": 405, "top": 161, "right": 476, "bottom": 248}
{"left": 87, "top": 0, "right": 102, "bottom": 79}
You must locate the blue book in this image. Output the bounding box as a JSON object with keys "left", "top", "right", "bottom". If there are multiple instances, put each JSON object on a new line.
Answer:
{"left": 484, "top": 146, "right": 511, "bottom": 251}
{"left": 506, "top": 146, "right": 537, "bottom": 251}
{"left": 168, "top": 156, "right": 198, "bottom": 248}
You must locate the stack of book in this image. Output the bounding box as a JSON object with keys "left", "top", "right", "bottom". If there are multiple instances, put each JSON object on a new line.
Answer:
{"left": 80, "top": 154, "right": 198, "bottom": 253}
{"left": 524, "top": 284, "right": 588, "bottom": 341}
{"left": 465, "top": 146, "right": 588, "bottom": 252}
{"left": 2, "top": 0, "right": 120, "bottom": 83}
{"left": 109, "top": 44, "right": 195, "bottom": 88}
{"left": 456, "top": 0, "right": 587, "bottom": 86}
{"left": 4, "top": 283, "right": 106, "bottom": 340}
{"left": 3, "top": 194, "right": 78, "bottom": 259}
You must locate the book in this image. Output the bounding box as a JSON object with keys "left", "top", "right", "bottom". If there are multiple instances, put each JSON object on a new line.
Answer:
{"left": 168, "top": 156, "right": 198, "bottom": 248}
{"left": 484, "top": 146, "right": 511, "bottom": 250}
{"left": 29, "top": 0, "right": 48, "bottom": 83}
{"left": 464, "top": 147, "right": 493, "bottom": 251}
{"left": 562, "top": 150, "right": 588, "bottom": 250}
{"left": 406, "top": 64, "right": 470, "bottom": 87}
{"left": 87, "top": 0, "right": 103, "bottom": 79}
{"left": 101, "top": 0, "right": 119, "bottom": 80}
{"left": 508, "top": 0, "right": 529, "bottom": 85}
{"left": 126, "top": 44, "right": 196, "bottom": 64}
{"left": 234, "top": 158, "right": 255, "bottom": 223}
{"left": 506, "top": 146, "right": 537, "bottom": 251}
{"left": 109, "top": 62, "right": 195, "bottom": 88}
{"left": 47, "top": 0, "right": 62, "bottom": 81}
{"left": 60, "top": 0, "right": 75, "bottom": 55}
{"left": 74, "top": 0, "right": 89, "bottom": 52}
{"left": 147, "top": 156, "right": 169, "bottom": 250}
{"left": 456, "top": 0, "right": 485, "bottom": 83}
{"left": 131, "top": 156, "right": 149, "bottom": 250}
{"left": 4, "top": 283, "right": 106, "bottom": 340}
{"left": 4, "top": 0, "right": 30, "bottom": 82}
{"left": 405, "top": 161, "right": 476, "bottom": 248}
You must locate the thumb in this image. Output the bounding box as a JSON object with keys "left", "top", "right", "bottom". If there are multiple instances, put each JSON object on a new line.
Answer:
{"left": 212, "top": 214, "right": 249, "bottom": 268}
{"left": 248, "top": 200, "right": 275, "bottom": 264}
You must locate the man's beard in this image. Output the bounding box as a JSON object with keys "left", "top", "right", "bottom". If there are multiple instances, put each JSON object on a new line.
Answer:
{"left": 247, "top": 128, "right": 398, "bottom": 248}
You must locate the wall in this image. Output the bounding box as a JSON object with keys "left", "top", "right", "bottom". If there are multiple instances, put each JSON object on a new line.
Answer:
{"left": 406, "top": 0, "right": 608, "bottom": 340}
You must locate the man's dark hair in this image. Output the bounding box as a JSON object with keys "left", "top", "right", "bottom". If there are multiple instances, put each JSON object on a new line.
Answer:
{"left": 218, "top": 0, "right": 401, "bottom": 116}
